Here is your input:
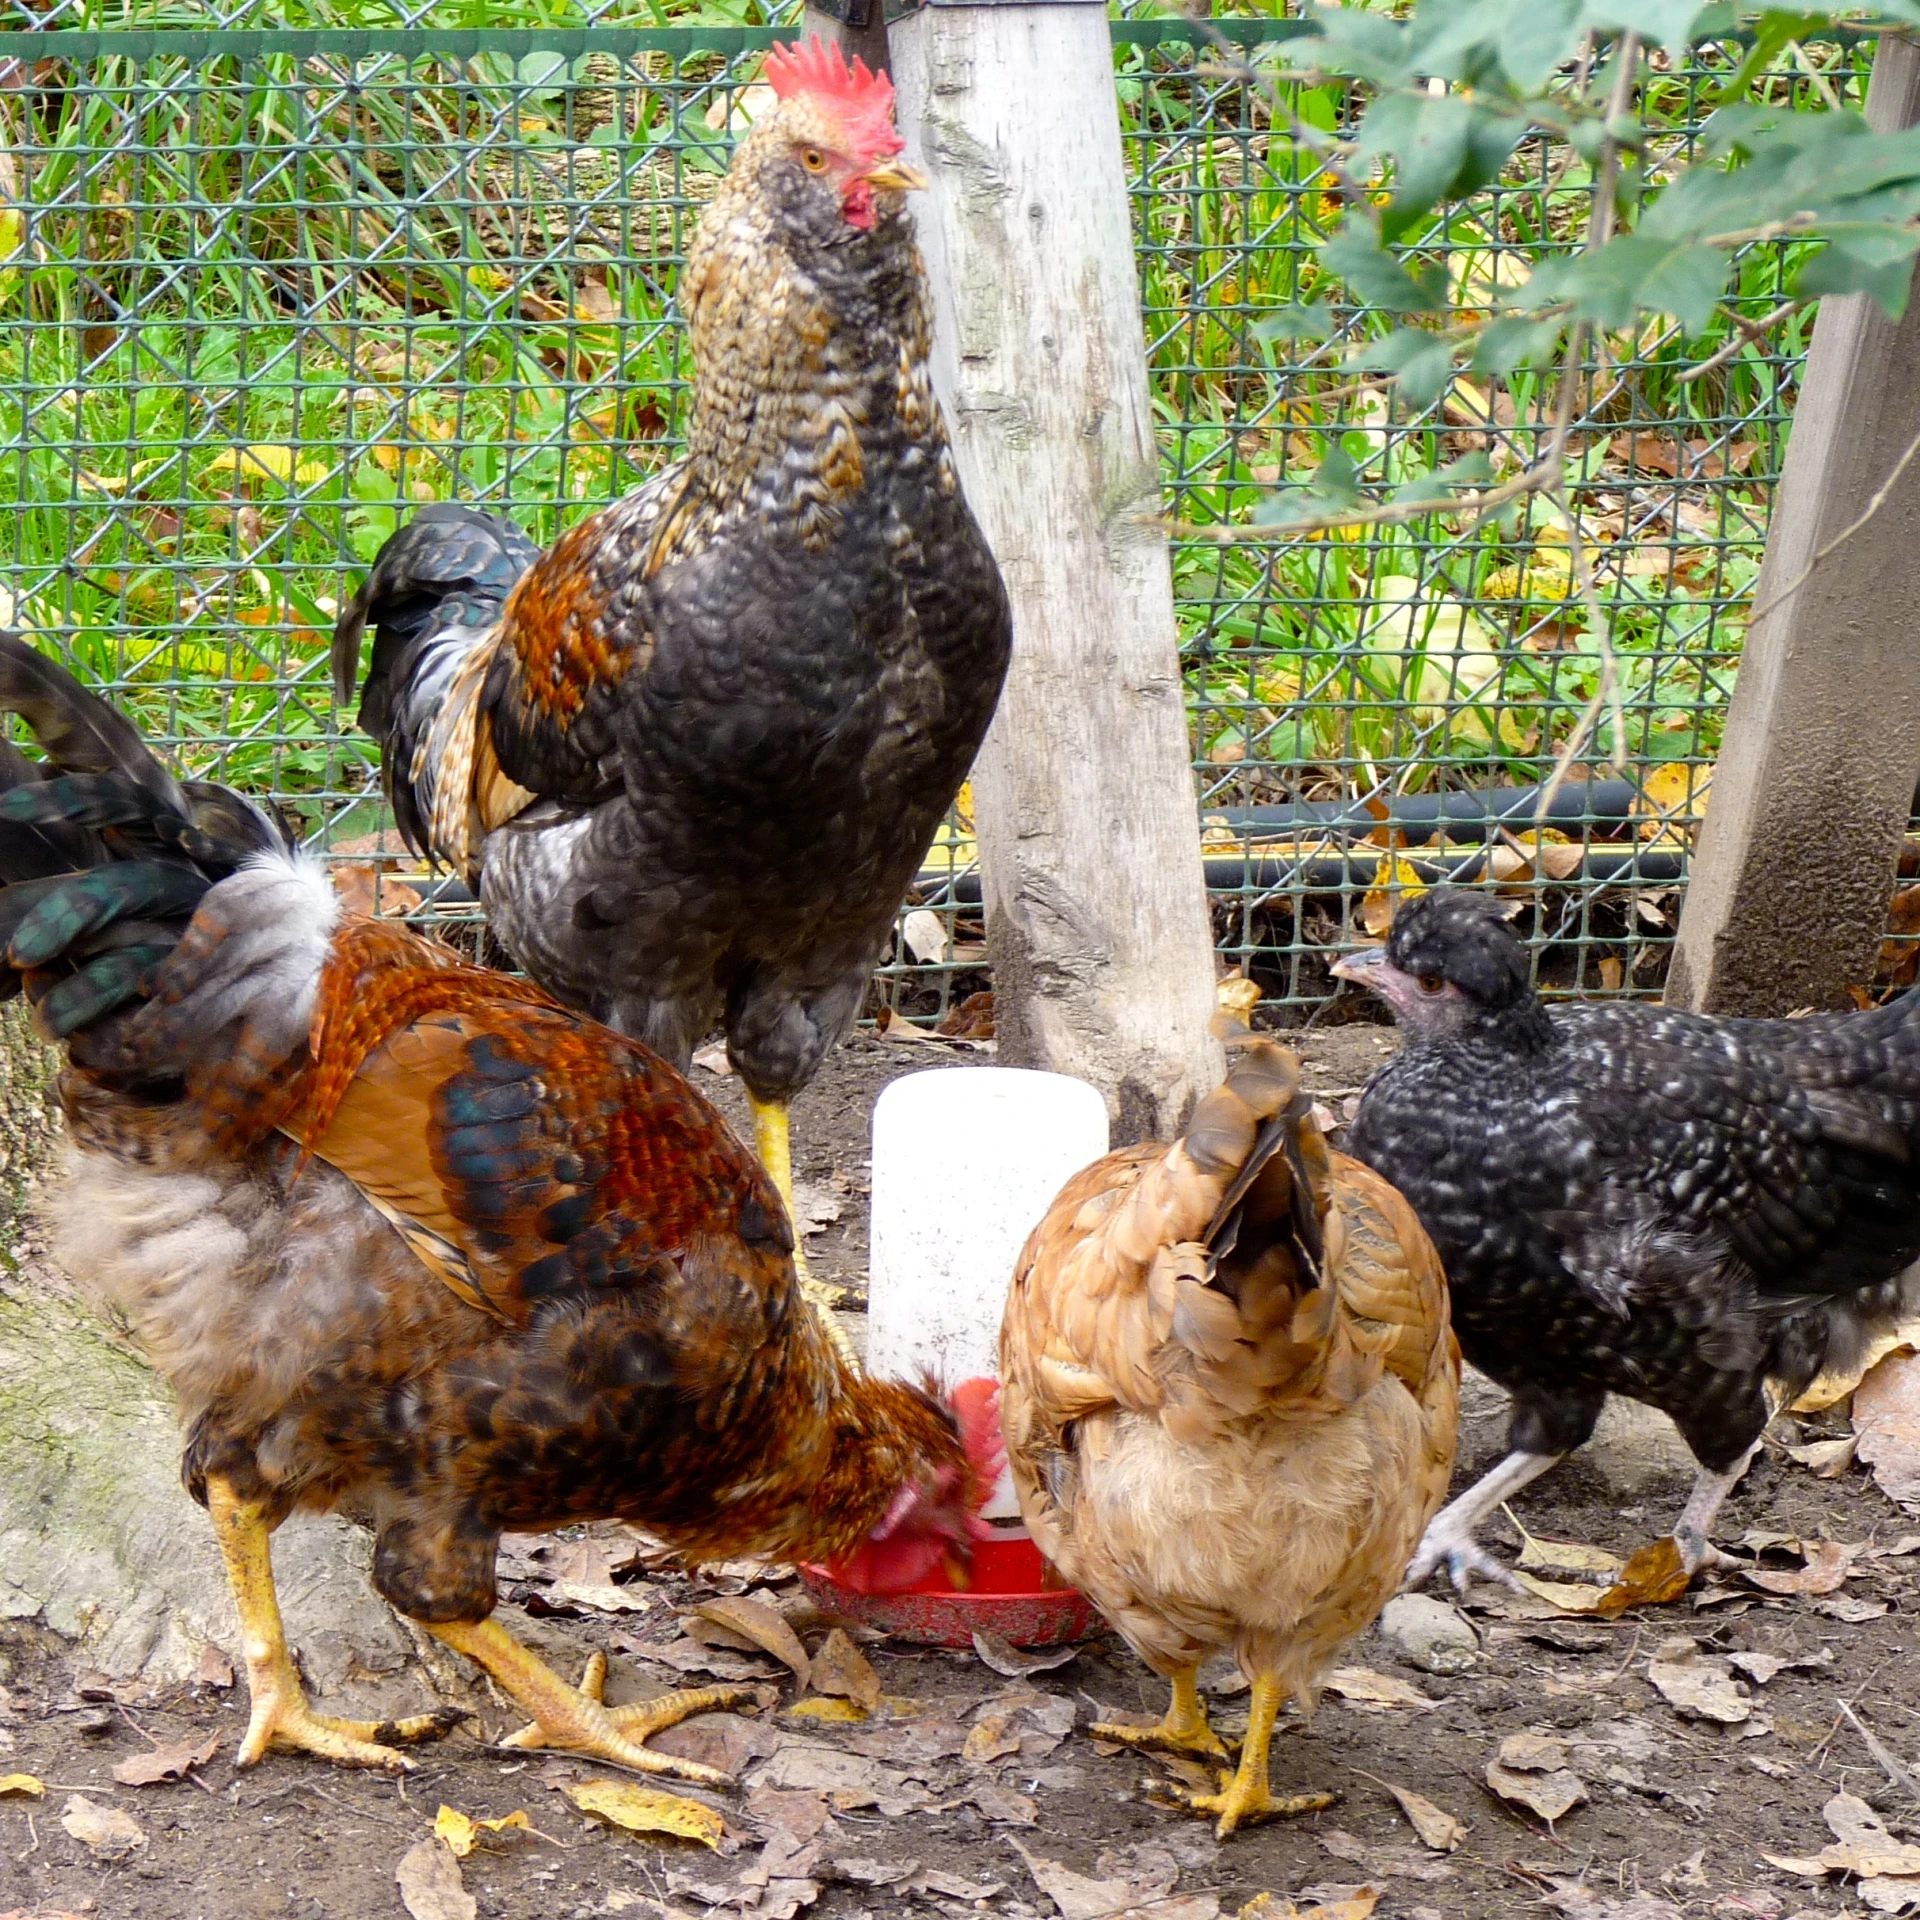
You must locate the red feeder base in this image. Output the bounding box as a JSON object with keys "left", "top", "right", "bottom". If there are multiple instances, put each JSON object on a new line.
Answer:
{"left": 798, "top": 1531, "right": 1097, "bottom": 1649}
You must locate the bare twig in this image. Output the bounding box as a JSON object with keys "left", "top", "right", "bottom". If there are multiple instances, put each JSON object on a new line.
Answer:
{"left": 1678, "top": 297, "right": 1809, "bottom": 383}
{"left": 1838, "top": 1697, "right": 1920, "bottom": 1799}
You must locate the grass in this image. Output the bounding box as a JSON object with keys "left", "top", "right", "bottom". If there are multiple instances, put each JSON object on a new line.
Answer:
{"left": 0, "top": 8, "right": 1868, "bottom": 1005}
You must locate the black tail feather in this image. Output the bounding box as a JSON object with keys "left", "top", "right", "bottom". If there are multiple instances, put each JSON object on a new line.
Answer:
{"left": 332, "top": 503, "right": 539, "bottom": 854}
{"left": 0, "top": 634, "right": 186, "bottom": 816}
{"left": 0, "top": 635, "right": 295, "bottom": 1049}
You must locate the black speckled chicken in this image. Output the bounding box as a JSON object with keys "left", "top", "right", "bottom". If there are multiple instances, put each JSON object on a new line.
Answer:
{"left": 331, "top": 39, "right": 1012, "bottom": 1325}
{"left": 1336, "top": 889, "right": 1920, "bottom": 1591}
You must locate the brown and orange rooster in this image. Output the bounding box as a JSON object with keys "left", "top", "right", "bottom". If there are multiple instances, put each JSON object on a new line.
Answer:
{"left": 1000, "top": 1038, "right": 1457, "bottom": 1838}
{"left": 0, "top": 635, "right": 1000, "bottom": 1779}
{"left": 331, "top": 39, "right": 1012, "bottom": 1323}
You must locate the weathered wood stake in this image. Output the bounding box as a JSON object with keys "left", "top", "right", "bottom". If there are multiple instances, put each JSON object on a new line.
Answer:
{"left": 1667, "top": 35, "right": 1920, "bottom": 1015}
{"left": 890, "top": 1, "right": 1221, "bottom": 1140}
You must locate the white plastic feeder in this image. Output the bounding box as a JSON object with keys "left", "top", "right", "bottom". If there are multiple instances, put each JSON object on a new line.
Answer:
{"left": 868, "top": 1067, "right": 1110, "bottom": 1519}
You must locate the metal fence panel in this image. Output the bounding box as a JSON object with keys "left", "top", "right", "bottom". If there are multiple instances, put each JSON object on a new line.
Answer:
{"left": 0, "top": 20, "right": 1875, "bottom": 1020}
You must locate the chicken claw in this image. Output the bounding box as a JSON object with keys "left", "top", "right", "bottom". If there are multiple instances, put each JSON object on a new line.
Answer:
{"left": 1400, "top": 1523, "right": 1528, "bottom": 1597}
{"left": 431, "top": 1617, "right": 752, "bottom": 1786}
{"left": 206, "top": 1477, "right": 466, "bottom": 1773}
{"left": 1092, "top": 1668, "right": 1231, "bottom": 1763}
{"left": 1157, "top": 1676, "right": 1333, "bottom": 1841}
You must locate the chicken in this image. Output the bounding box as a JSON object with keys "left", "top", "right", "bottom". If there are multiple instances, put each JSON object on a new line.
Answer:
{"left": 330, "top": 38, "right": 1012, "bottom": 1328}
{"left": 1335, "top": 888, "right": 1920, "bottom": 1593}
{"left": 999, "top": 1037, "right": 1457, "bottom": 1838}
{"left": 0, "top": 633, "right": 1001, "bottom": 1778}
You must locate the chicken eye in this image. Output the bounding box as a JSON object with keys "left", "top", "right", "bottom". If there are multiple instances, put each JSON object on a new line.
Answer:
{"left": 1416, "top": 974, "right": 1446, "bottom": 994}
{"left": 801, "top": 148, "right": 827, "bottom": 173}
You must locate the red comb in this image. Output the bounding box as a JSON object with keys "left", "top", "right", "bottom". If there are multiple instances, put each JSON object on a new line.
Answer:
{"left": 949, "top": 1376, "right": 1006, "bottom": 1515}
{"left": 762, "top": 35, "right": 904, "bottom": 165}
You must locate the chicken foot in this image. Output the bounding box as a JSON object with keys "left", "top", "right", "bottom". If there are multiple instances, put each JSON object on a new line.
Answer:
{"left": 1091, "top": 1668, "right": 1231, "bottom": 1763}
{"left": 750, "top": 1091, "right": 856, "bottom": 1365}
{"left": 1162, "top": 1675, "right": 1335, "bottom": 1842}
{"left": 1671, "top": 1440, "right": 1761, "bottom": 1576}
{"left": 206, "top": 1478, "right": 465, "bottom": 1773}
{"left": 1402, "top": 1448, "right": 1566, "bottom": 1594}
{"left": 430, "top": 1616, "right": 752, "bottom": 1786}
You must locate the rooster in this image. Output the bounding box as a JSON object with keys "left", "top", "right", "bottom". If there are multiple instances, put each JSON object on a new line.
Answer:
{"left": 0, "top": 635, "right": 1001, "bottom": 1778}
{"left": 1337, "top": 889, "right": 1920, "bottom": 1591}
{"left": 999, "top": 1037, "right": 1457, "bottom": 1838}
{"left": 331, "top": 39, "right": 1012, "bottom": 1331}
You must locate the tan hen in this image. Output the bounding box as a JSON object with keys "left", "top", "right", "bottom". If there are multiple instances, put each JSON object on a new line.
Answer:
{"left": 999, "top": 1038, "right": 1459, "bottom": 1837}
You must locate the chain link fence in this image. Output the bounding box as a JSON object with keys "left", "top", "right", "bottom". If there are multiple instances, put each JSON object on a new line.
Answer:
{"left": 0, "top": 15, "right": 1887, "bottom": 1023}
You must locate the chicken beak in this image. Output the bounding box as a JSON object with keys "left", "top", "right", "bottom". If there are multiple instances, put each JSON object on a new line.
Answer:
{"left": 865, "top": 157, "right": 929, "bottom": 195}
{"left": 1330, "top": 945, "right": 1386, "bottom": 986}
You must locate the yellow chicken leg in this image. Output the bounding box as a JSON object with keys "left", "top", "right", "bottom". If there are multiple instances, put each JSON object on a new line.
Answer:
{"left": 1092, "top": 1668, "right": 1231, "bottom": 1763}
{"left": 750, "top": 1091, "right": 856, "bottom": 1364}
{"left": 206, "top": 1478, "right": 463, "bottom": 1772}
{"left": 1168, "top": 1674, "right": 1335, "bottom": 1841}
{"left": 430, "top": 1616, "right": 753, "bottom": 1786}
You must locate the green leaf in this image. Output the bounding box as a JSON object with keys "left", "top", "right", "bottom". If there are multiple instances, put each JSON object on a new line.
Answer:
{"left": 1251, "top": 443, "right": 1364, "bottom": 525}
{"left": 1352, "top": 91, "right": 1476, "bottom": 224}
{"left": 1582, "top": 0, "right": 1708, "bottom": 55}
{"left": 1394, "top": 451, "right": 1498, "bottom": 505}
{"left": 1530, "top": 233, "right": 1729, "bottom": 333}
{"left": 1350, "top": 328, "right": 1459, "bottom": 408}
{"left": 1293, "top": 7, "right": 1413, "bottom": 86}
{"left": 1471, "top": 315, "right": 1566, "bottom": 376}
{"left": 1254, "top": 304, "right": 1335, "bottom": 345}
{"left": 1794, "top": 230, "right": 1920, "bottom": 319}
{"left": 1499, "top": 0, "right": 1585, "bottom": 89}
{"left": 1322, "top": 218, "right": 1448, "bottom": 314}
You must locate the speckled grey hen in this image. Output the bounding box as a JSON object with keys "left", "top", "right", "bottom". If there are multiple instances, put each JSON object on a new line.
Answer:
{"left": 1336, "top": 889, "right": 1920, "bottom": 1592}
{"left": 332, "top": 40, "right": 1011, "bottom": 1320}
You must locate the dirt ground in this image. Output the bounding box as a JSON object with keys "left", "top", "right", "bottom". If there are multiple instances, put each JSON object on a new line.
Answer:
{"left": 0, "top": 1027, "right": 1910, "bottom": 1920}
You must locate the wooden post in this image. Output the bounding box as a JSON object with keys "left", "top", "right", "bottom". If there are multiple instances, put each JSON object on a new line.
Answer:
{"left": 890, "top": 1, "right": 1222, "bottom": 1142}
{"left": 1667, "top": 37, "right": 1920, "bottom": 1016}
{"left": 801, "top": 0, "right": 892, "bottom": 76}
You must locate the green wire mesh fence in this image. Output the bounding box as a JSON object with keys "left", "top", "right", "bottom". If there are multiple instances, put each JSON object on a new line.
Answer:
{"left": 0, "top": 19, "right": 1888, "bottom": 1022}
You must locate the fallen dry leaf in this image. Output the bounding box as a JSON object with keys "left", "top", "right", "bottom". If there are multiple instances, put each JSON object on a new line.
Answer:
{"left": 786, "top": 1696, "right": 867, "bottom": 1725}
{"left": 1513, "top": 1572, "right": 1612, "bottom": 1615}
{"left": 195, "top": 1645, "right": 234, "bottom": 1689}
{"left": 1646, "top": 1643, "right": 1750, "bottom": 1723}
{"left": 1855, "top": 1348, "right": 1920, "bottom": 1511}
{"left": 434, "top": 1804, "right": 531, "bottom": 1859}
{"left": 972, "top": 1631, "right": 1079, "bottom": 1678}
{"left": 809, "top": 1629, "right": 880, "bottom": 1713}
{"left": 695, "top": 1596, "right": 810, "bottom": 1687}
{"left": 1516, "top": 1525, "right": 1623, "bottom": 1579}
{"left": 564, "top": 1779, "right": 724, "bottom": 1849}
{"left": 963, "top": 1710, "right": 1024, "bottom": 1765}
{"left": 1486, "top": 1733, "right": 1587, "bottom": 1823}
{"left": 1784, "top": 1435, "right": 1859, "bottom": 1477}
{"left": 0, "top": 1776, "right": 42, "bottom": 1798}
{"left": 1325, "top": 1667, "right": 1435, "bottom": 1711}
{"left": 1239, "top": 1890, "right": 1381, "bottom": 1919}
{"left": 1743, "top": 1539, "right": 1856, "bottom": 1596}
{"left": 1796, "top": 1316, "right": 1920, "bottom": 1412}
{"left": 1594, "top": 1537, "right": 1692, "bottom": 1617}
{"left": 1365, "top": 1774, "right": 1464, "bottom": 1851}
{"left": 1727, "top": 1648, "right": 1832, "bottom": 1685}
{"left": 396, "top": 1836, "right": 477, "bottom": 1920}
{"left": 966, "top": 1780, "right": 1039, "bottom": 1825}
{"left": 113, "top": 1734, "right": 219, "bottom": 1786}
{"left": 1014, "top": 1841, "right": 1219, "bottom": 1920}
{"left": 1764, "top": 1790, "right": 1920, "bottom": 1883}
{"left": 59, "top": 1796, "right": 146, "bottom": 1859}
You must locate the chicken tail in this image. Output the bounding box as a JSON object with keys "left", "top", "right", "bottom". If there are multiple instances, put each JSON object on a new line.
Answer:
{"left": 0, "top": 635, "right": 325, "bottom": 1119}
{"left": 331, "top": 504, "right": 541, "bottom": 864}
